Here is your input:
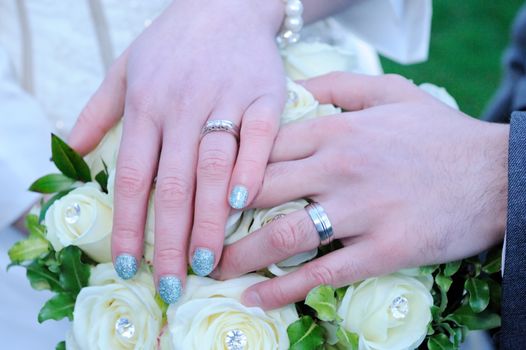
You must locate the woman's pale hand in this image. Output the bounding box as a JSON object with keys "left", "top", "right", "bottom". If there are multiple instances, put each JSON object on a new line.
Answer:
{"left": 68, "top": 0, "right": 286, "bottom": 302}
{"left": 213, "top": 72, "right": 509, "bottom": 309}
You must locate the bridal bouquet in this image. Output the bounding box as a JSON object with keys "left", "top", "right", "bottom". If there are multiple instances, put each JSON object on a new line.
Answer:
{"left": 8, "top": 42, "right": 502, "bottom": 350}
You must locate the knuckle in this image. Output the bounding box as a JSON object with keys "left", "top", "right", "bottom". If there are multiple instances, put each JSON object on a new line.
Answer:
{"left": 198, "top": 148, "right": 232, "bottom": 177}
{"left": 243, "top": 117, "right": 277, "bottom": 139}
{"left": 267, "top": 281, "right": 289, "bottom": 305}
{"left": 112, "top": 225, "right": 143, "bottom": 242}
{"left": 269, "top": 220, "right": 304, "bottom": 253}
{"left": 115, "top": 164, "right": 150, "bottom": 198}
{"left": 156, "top": 175, "right": 193, "bottom": 207}
{"left": 305, "top": 263, "right": 336, "bottom": 286}
{"left": 155, "top": 246, "right": 187, "bottom": 264}
{"left": 126, "top": 85, "right": 158, "bottom": 119}
{"left": 195, "top": 218, "right": 223, "bottom": 235}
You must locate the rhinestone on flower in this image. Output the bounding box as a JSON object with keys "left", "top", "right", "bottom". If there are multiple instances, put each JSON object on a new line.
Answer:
{"left": 287, "top": 90, "right": 299, "bottom": 106}
{"left": 115, "top": 317, "right": 135, "bottom": 340}
{"left": 389, "top": 296, "right": 409, "bottom": 319}
{"left": 225, "top": 329, "right": 248, "bottom": 350}
{"left": 64, "top": 203, "right": 81, "bottom": 224}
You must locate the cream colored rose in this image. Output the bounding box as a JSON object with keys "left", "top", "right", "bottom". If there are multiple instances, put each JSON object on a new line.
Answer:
{"left": 66, "top": 263, "right": 163, "bottom": 350}
{"left": 419, "top": 83, "right": 459, "bottom": 110}
{"left": 84, "top": 119, "right": 123, "bottom": 175}
{"left": 165, "top": 275, "right": 298, "bottom": 350}
{"left": 282, "top": 42, "right": 356, "bottom": 80}
{"left": 338, "top": 274, "right": 433, "bottom": 350}
{"left": 282, "top": 80, "right": 340, "bottom": 125}
{"left": 224, "top": 210, "right": 255, "bottom": 245}
{"left": 45, "top": 183, "right": 112, "bottom": 262}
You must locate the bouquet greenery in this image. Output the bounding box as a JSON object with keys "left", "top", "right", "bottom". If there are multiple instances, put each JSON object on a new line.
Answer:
{"left": 8, "top": 42, "right": 502, "bottom": 350}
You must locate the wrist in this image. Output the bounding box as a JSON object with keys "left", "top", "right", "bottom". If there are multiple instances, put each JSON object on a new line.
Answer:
{"left": 483, "top": 122, "right": 510, "bottom": 237}
{"left": 169, "top": 0, "right": 285, "bottom": 35}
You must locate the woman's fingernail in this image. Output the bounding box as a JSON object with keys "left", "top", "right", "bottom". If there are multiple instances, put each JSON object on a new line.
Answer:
{"left": 158, "top": 276, "right": 183, "bottom": 304}
{"left": 229, "top": 185, "right": 249, "bottom": 209}
{"left": 115, "top": 254, "right": 138, "bottom": 280}
{"left": 191, "top": 248, "right": 215, "bottom": 277}
{"left": 243, "top": 290, "right": 262, "bottom": 307}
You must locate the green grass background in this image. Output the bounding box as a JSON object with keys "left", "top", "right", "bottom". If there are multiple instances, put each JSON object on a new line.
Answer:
{"left": 381, "top": 1, "right": 525, "bottom": 118}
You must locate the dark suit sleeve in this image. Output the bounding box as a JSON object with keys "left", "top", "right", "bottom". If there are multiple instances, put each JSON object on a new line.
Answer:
{"left": 501, "top": 111, "right": 526, "bottom": 349}
{"left": 484, "top": 4, "right": 526, "bottom": 122}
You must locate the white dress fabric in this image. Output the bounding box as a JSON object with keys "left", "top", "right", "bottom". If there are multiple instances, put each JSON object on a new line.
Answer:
{"left": 0, "top": 0, "right": 431, "bottom": 348}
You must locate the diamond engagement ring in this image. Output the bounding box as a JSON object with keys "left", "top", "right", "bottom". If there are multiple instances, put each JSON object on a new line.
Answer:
{"left": 305, "top": 202, "right": 334, "bottom": 246}
{"left": 201, "top": 120, "right": 240, "bottom": 141}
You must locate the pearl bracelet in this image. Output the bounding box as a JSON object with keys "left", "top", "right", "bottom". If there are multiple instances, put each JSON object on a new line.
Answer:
{"left": 276, "top": 0, "right": 304, "bottom": 48}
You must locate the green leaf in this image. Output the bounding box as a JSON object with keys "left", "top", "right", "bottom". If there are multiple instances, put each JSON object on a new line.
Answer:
{"left": 465, "top": 278, "right": 490, "bottom": 313}
{"left": 445, "top": 305, "right": 501, "bottom": 330}
{"left": 38, "top": 292, "right": 75, "bottom": 323}
{"left": 486, "top": 278, "right": 502, "bottom": 309}
{"left": 335, "top": 287, "right": 348, "bottom": 302}
{"left": 26, "top": 260, "right": 62, "bottom": 292}
{"left": 420, "top": 264, "right": 439, "bottom": 275}
{"left": 39, "top": 189, "right": 73, "bottom": 223}
{"left": 482, "top": 249, "right": 502, "bottom": 274}
{"left": 427, "top": 323, "right": 435, "bottom": 336}
{"left": 305, "top": 285, "right": 340, "bottom": 322}
{"left": 95, "top": 169, "right": 109, "bottom": 193}
{"left": 26, "top": 214, "right": 46, "bottom": 239}
{"left": 29, "top": 173, "right": 76, "bottom": 194}
{"left": 443, "top": 261, "right": 462, "bottom": 277}
{"left": 431, "top": 305, "right": 442, "bottom": 322}
{"left": 8, "top": 236, "right": 50, "bottom": 263}
{"left": 55, "top": 341, "right": 66, "bottom": 350}
{"left": 59, "top": 246, "right": 90, "bottom": 295}
{"left": 439, "top": 322, "right": 461, "bottom": 346}
{"left": 51, "top": 134, "right": 91, "bottom": 182}
{"left": 287, "top": 316, "right": 325, "bottom": 350}
{"left": 435, "top": 274, "right": 452, "bottom": 311}
{"left": 336, "top": 327, "right": 359, "bottom": 350}
{"left": 427, "top": 334, "right": 455, "bottom": 350}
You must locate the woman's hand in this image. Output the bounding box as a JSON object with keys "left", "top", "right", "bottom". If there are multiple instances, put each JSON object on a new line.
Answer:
{"left": 68, "top": 0, "right": 287, "bottom": 303}
{"left": 213, "top": 72, "right": 509, "bottom": 309}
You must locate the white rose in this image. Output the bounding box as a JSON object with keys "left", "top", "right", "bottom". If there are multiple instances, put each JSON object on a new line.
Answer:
{"left": 84, "top": 119, "right": 123, "bottom": 175}
{"left": 45, "top": 183, "right": 112, "bottom": 262}
{"left": 419, "top": 83, "right": 459, "bottom": 110}
{"left": 338, "top": 274, "right": 433, "bottom": 350}
{"left": 282, "top": 80, "right": 340, "bottom": 125}
{"left": 67, "top": 263, "right": 163, "bottom": 350}
{"left": 282, "top": 42, "right": 356, "bottom": 80}
{"left": 281, "top": 79, "right": 341, "bottom": 124}
{"left": 165, "top": 275, "right": 298, "bottom": 350}
{"left": 224, "top": 210, "right": 255, "bottom": 245}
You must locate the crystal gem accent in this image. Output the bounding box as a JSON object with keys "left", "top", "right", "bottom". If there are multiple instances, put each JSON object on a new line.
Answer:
{"left": 225, "top": 329, "right": 248, "bottom": 350}
{"left": 115, "top": 317, "right": 135, "bottom": 340}
{"left": 64, "top": 203, "right": 81, "bottom": 224}
{"left": 287, "top": 90, "right": 298, "bottom": 106}
{"left": 389, "top": 296, "right": 409, "bottom": 319}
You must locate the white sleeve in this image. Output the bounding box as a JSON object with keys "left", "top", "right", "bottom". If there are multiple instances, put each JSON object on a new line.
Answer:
{"left": 333, "top": 0, "right": 432, "bottom": 64}
{"left": 0, "top": 46, "right": 55, "bottom": 230}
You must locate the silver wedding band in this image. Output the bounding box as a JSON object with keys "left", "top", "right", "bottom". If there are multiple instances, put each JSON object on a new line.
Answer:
{"left": 305, "top": 202, "right": 334, "bottom": 246}
{"left": 201, "top": 120, "right": 240, "bottom": 141}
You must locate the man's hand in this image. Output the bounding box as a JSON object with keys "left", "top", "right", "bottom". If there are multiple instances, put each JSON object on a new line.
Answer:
{"left": 213, "top": 72, "right": 509, "bottom": 310}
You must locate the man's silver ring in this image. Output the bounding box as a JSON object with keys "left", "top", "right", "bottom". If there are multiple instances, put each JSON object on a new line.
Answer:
{"left": 305, "top": 202, "right": 334, "bottom": 246}
{"left": 201, "top": 120, "right": 240, "bottom": 141}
